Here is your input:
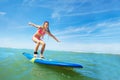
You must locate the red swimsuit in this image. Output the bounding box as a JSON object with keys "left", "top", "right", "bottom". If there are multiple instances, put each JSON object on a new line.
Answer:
{"left": 37, "top": 27, "right": 46, "bottom": 36}
{"left": 33, "top": 27, "right": 46, "bottom": 40}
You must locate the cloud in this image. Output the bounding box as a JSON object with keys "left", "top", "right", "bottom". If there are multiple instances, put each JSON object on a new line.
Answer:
{"left": 0, "top": 37, "right": 15, "bottom": 48}
{"left": 51, "top": 12, "right": 61, "bottom": 20}
{"left": 0, "top": 37, "right": 34, "bottom": 49}
{"left": 22, "top": 0, "right": 34, "bottom": 6}
{"left": 52, "top": 0, "right": 120, "bottom": 18}
{"left": 0, "top": 12, "right": 6, "bottom": 15}
{"left": 55, "top": 27, "right": 88, "bottom": 35}
{"left": 21, "top": 0, "right": 120, "bottom": 20}
{"left": 46, "top": 40, "right": 120, "bottom": 54}
{"left": 55, "top": 17, "right": 120, "bottom": 39}
{"left": 69, "top": 43, "right": 120, "bottom": 54}
{"left": 63, "top": 9, "right": 120, "bottom": 17}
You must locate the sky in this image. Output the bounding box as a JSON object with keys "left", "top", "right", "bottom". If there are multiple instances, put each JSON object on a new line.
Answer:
{"left": 0, "top": 0, "right": 120, "bottom": 54}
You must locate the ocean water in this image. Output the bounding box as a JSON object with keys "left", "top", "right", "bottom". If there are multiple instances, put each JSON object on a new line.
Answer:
{"left": 0, "top": 47, "right": 120, "bottom": 80}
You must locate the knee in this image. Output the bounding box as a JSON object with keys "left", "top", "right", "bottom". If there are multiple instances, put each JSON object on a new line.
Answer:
{"left": 42, "top": 42, "right": 46, "bottom": 46}
{"left": 37, "top": 41, "right": 41, "bottom": 45}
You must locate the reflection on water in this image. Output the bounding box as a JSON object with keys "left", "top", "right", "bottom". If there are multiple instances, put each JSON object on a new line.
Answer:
{"left": 31, "top": 63, "right": 97, "bottom": 80}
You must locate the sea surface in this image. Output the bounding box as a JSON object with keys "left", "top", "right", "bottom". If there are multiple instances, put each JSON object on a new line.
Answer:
{"left": 0, "top": 47, "right": 120, "bottom": 80}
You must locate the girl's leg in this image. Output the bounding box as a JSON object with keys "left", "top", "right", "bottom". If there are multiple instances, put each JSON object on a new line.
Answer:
{"left": 32, "top": 37, "right": 41, "bottom": 57}
{"left": 32, "top": 37, "right": 46, "bottom": 58}
{"left": 34, "top": 42, "right": 40, "bottom": 52}
{"left": 38, "top": 40, "right": 46, "bottom": 58}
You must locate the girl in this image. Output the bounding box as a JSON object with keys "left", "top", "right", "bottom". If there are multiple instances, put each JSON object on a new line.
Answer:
{"left": 29, "top": 21, "right": 60, "bottom": 58}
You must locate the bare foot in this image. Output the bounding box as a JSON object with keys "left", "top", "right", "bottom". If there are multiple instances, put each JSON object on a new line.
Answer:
{"left": 40, "top": 54, "right": 45, "bottom": 59}
{"left": 34, "top": 54, "right": 37, "bottom": 58}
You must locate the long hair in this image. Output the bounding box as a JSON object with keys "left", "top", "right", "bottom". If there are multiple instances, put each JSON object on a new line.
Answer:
{"left": 44, "top": 21, "right": 50, "bottom": 33}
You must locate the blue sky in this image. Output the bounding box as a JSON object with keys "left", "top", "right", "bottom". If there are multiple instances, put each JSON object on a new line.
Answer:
{"left": 0, "top": 0, "right": 120, "bottom": 53}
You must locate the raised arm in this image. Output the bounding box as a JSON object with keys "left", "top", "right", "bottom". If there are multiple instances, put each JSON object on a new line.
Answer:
{"left": 28, "top": 22, "right": 40, "bottom": 28}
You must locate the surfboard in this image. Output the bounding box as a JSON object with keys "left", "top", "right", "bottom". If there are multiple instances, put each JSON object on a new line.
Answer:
{"left": 23, "top": 52, "right": 83, "bottom": 68}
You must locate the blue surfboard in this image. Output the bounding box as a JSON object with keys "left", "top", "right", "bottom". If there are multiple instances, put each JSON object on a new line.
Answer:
{"left": 23, "top": 52, "right": 83, "bottom": 68}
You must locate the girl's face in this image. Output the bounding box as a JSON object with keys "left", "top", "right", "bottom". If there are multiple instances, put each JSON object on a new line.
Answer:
{"left": 44, "top": 22, "right": 49, "bottom": 30}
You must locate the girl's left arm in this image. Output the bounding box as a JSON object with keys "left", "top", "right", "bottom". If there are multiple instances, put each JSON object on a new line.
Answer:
{"left": 47, "top": 32, "right": 60, "bottom": 42}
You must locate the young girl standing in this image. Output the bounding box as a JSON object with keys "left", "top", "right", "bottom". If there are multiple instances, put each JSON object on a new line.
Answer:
{"left": 29, "top": 21, "right": 60, "bottom": 58}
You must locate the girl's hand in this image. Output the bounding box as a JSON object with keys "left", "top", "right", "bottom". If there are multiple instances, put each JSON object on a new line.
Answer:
{"left": 28, "top": 22, "right": 40, "bottom": 28}
{"left": 57, "top": 39, "right": 60, "bottom": 42}
{"left": 28, "top": 22, "right": 33, "bottom": 26}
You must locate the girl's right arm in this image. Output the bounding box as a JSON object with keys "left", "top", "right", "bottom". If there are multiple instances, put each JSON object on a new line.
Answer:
{"left": 28, "top": 22, "right": 40, "bottom": 28}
